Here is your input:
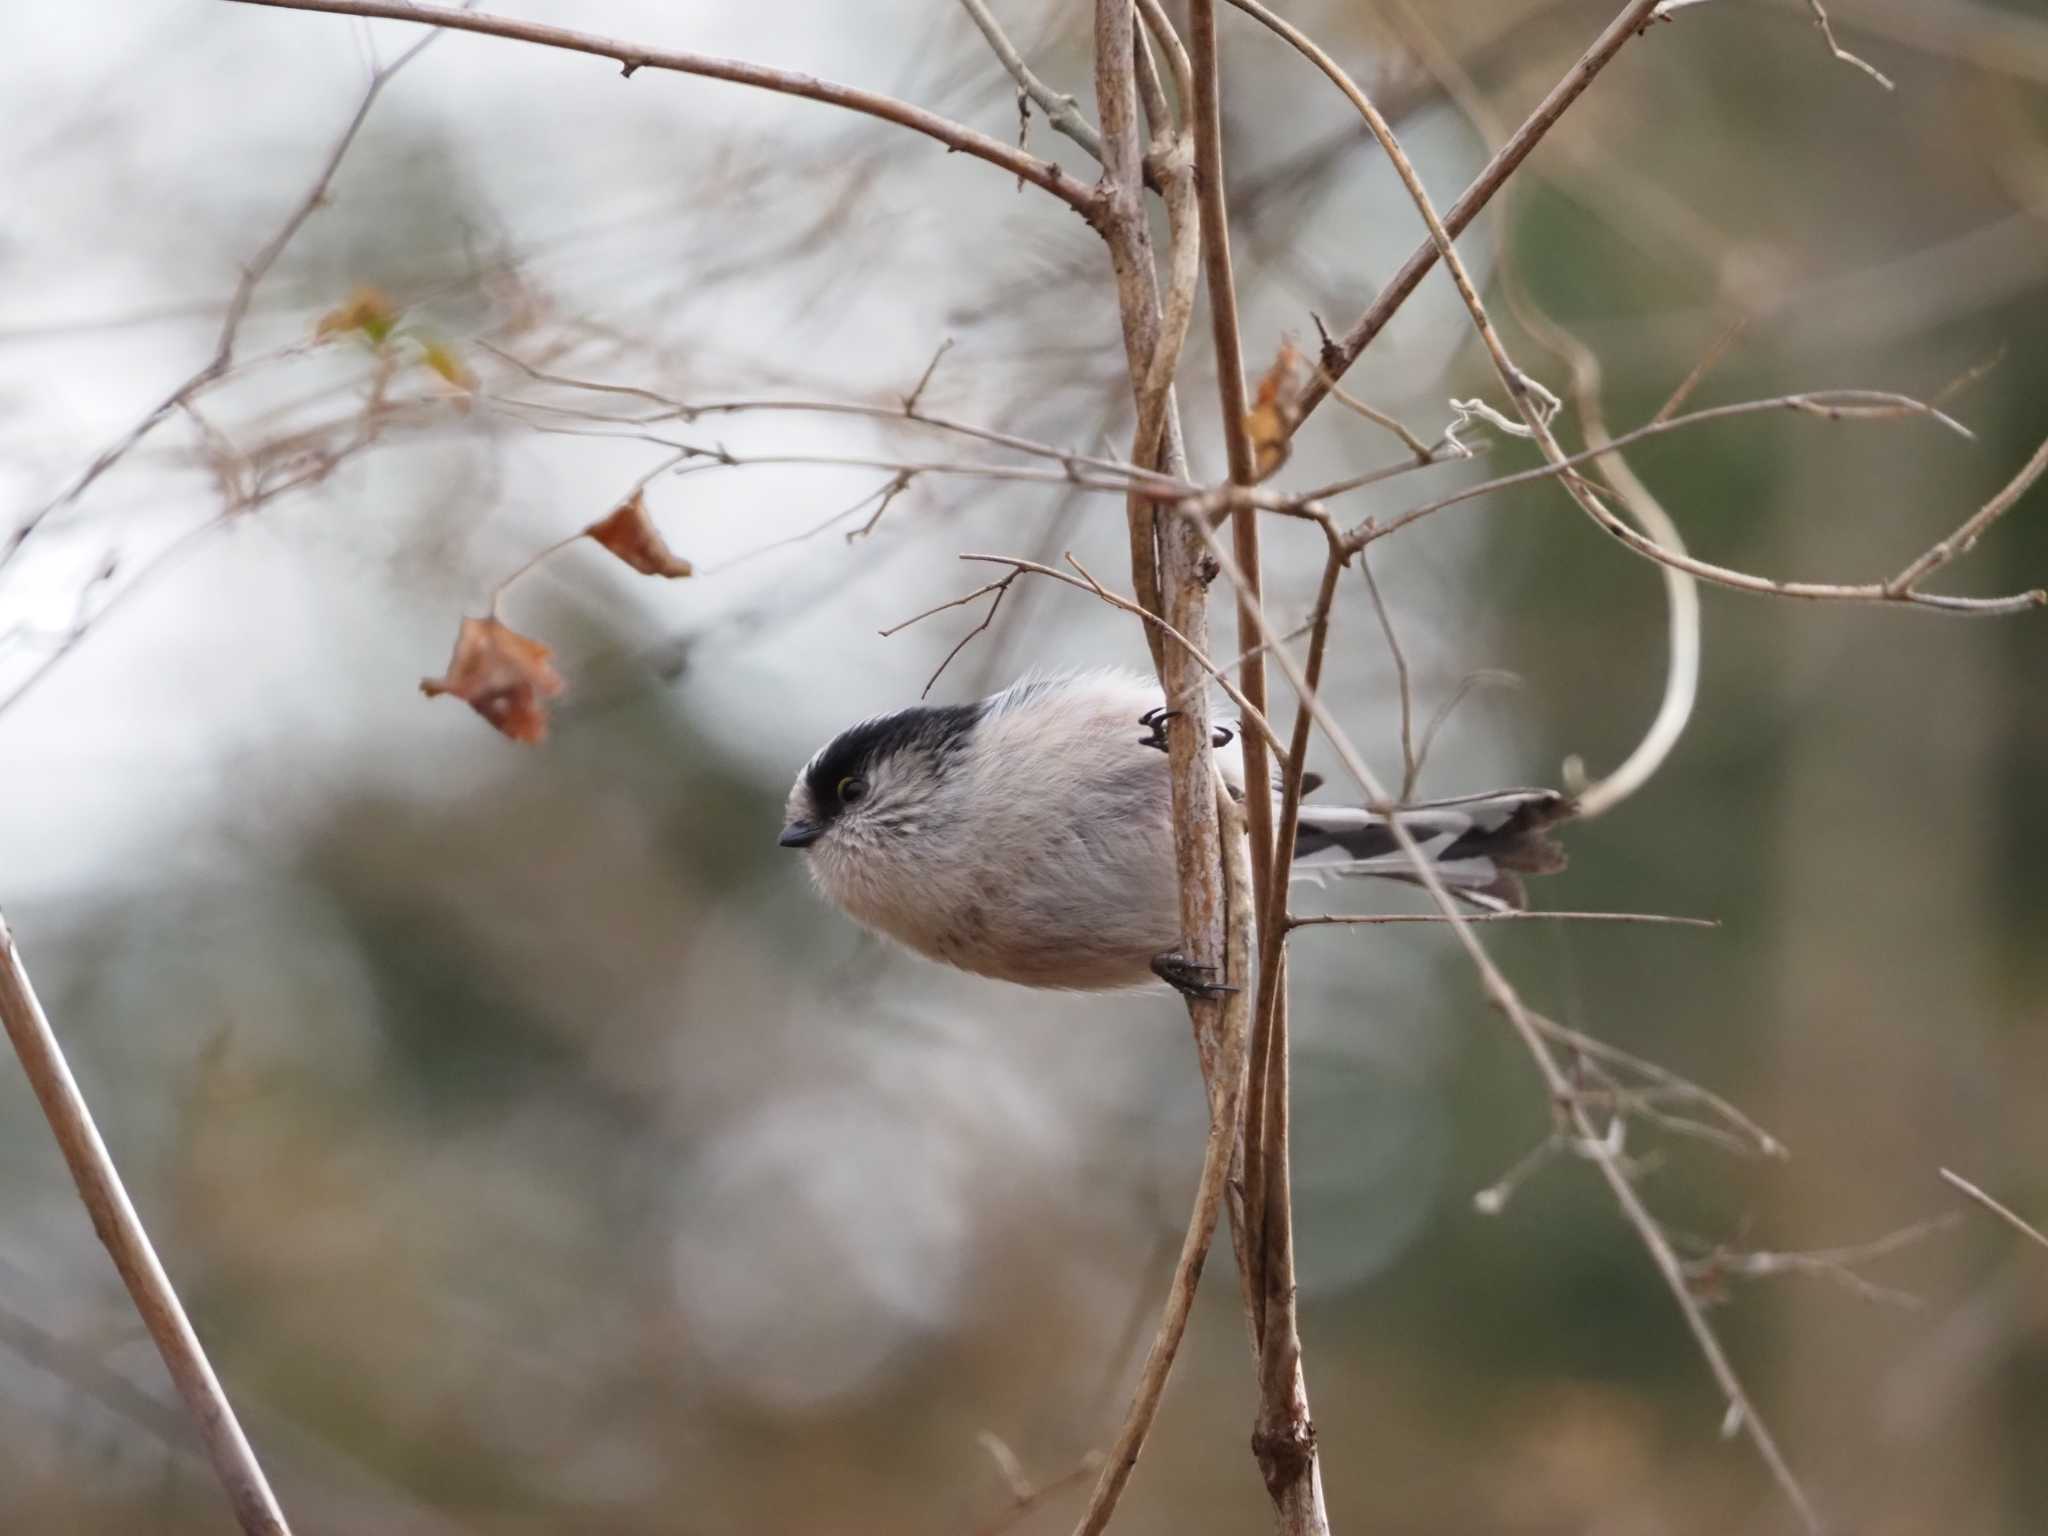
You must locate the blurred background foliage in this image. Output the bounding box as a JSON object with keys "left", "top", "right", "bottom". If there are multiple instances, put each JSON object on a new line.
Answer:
{"left": 2, "top": 1, "right": 2046, "bottom": 1531}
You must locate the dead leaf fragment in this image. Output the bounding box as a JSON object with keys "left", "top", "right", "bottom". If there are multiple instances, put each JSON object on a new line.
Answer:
{"left": 419, "top": 339, "right": 477, "bottom": 394}
{"left": 420, "top": 615, "right": 565, "bottom": 743}
{"left": 316, "top": 285, "right": 400, "bottom": 346}
{"left": 585, "top": 489, "right": 693, "bottom": 578}
{"left": 1244, "top": 339, "right": 1304, "bottom": 479}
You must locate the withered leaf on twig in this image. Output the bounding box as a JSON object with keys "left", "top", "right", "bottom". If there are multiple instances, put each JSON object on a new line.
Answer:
{"left": 420, "top": 615, "right": 565, "bottom": 743}
{"left": 1244, "top": 339, "right": 1304, "bottom": 479}
{"left": 314, "top": 285, "right": 400, "bottom": 346}
{"left": 585, "top": 489, "right": 693, "bottom": 578}
{"left": 419, "top": 338, "right": 477, "bottom": 395}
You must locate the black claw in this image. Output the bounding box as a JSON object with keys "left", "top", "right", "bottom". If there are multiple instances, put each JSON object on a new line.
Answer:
{"left": 1140, "top": 708, "right": 1236, "bottom": 755}
{"left": 1151, "top": 950, "right": 1238, "bottom": 1000}
{"left": 1138, "top": 706, "right": 1179, "bottom": 753}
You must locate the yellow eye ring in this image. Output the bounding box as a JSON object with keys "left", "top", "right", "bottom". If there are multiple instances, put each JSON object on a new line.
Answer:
{"left": 837, "top": 774, "right": 868, "bottom": 805}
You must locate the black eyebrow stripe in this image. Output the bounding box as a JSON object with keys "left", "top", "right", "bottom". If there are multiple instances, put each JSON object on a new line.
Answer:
{"left": 803, "top": 701, "right": 982, "bottom": 810}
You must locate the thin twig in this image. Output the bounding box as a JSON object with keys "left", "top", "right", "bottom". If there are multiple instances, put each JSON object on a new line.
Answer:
{"left": 1801, "top": 0, "right": 1896, "bottom": 90}
{"left": 1186, "top": 514, "right": 1824, "bottom": 1533}
{"left": 1411, "top": 670, "right": 1521, "bottom": 789}
{"left": 1289, "top": 910, "right": 1717, "bottom": 929}
{"left": 918, "top": 572, "right": 1018, "bottom": 698}
{"left": 1888, "top": 433, "right": 2048, "bottom": 595}
{"left": 0, "top": 915, "right": 291, "bottom": 1535}
{"left": 1941, "top": 1167, "right": 2048, "bottom": 1252}
{"left": 221, "top": 0, "right": 1106, "bottom": 224}
{"left": 5, "top": 15, "right": 452, "bottom": 573}
{"left": 1334, "top": 390, "right": 1970, "bottom": 536}
{"left": 973, "top": 1438, "right": 1104, "bottom": 1536}
{"left": 1379, "top": 0, "right": 1700, "bottom": 823}
{"left": 957, "top": 0, "right": 1107, "bottom": 162}
{"left": 1357, "top": 547, "right": 1419, "bottom": 800}
{"left": 1681, "top": 1213, "right": 1964, "bottom": 1310}
{"left": 480, "top": 342, "right": 1189, "bottom": 492}
{"left": 1318, "top": 370, "right": 1438, "bottom": 462}
{"left": 1290, "top": 0, "right": 1666, "bottom": 435}
{"left": 953, "top": 553, "right": 1286, "bottom": 758}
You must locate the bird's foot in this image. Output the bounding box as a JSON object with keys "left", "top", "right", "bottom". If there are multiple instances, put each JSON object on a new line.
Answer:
{"left": 1138, "top": 706, "right": 1177, "bottom": 753}
{"left": 1150, "top": 950, "right": 1238, "bottom": 1000}
{"left": 1137, "top": 707, "right": 1236, "bottom": 754}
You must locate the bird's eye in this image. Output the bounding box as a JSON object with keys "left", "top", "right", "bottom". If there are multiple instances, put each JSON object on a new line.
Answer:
{"left": 837, "top": 774, "right": 869, "bottom": 806}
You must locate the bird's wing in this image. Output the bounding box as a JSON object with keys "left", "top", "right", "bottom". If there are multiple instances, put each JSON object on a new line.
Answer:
{"left": 1291, "top": 789, "right": 1573, "bottom": 910}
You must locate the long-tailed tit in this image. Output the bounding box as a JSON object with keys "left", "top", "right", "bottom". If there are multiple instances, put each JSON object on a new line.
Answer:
{"left": 780, "top": 669, "right": 1570, "bottom": 992}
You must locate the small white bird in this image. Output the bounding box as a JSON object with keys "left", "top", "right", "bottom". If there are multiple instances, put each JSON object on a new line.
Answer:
{"left": 780, "top": 668, "right": 1571, "bottom": 992}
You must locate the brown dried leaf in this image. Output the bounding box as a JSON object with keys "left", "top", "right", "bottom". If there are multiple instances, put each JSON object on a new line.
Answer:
{"left": 1244, "top": 339, "right": 1304, "bottom": 479}
{"left": 420, "top": 615, "right": 565, "bottom": 743}
{"left": 315, "top": 285, "right": 400, "bottom": 346}
{"left": 585, "top": 489, "right": 693, "bottom": 578}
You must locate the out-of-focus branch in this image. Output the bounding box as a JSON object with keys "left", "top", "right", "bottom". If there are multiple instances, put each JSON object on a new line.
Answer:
{"left": 1291, "top": 910, "right": 1716, "bottom": 929}
{"left": 1287, "top": 0, "right": 1664, "bottom": 436}
{"left": 1797, "top": 0, "right": 1896, "bottom": 90}
{"left": 957, "top": 0, "right": 1107, "bottom": 163}
{"left": 1187, "top": 517, "right": 1826, "bottom": 1536}
{"left": 1378, "top": 0, "right": 1696, "bottom": 821}
{"left": 0, "top": 915, "right": 292, "bottom": 1536}
{"left": 1941, "top": 1168, "right": 2048, "bottom": 1253}
{"left": 955, "top": 553, "right": 1286, "bottom": 756}
{"left": 4, "top": 14, "right": 453, "bottom": 575}
{"left": 220, "top": 0, "right": 1107, "bottom": 225}
{"left": 1793, "top": 0, "right": 2048, "bottom": 88}
{"left": 1887, "top": 434, "right": 2048, "bottom": 597}
{"left": 481, "top": 348, "right": 1190, "bottom": 491}
{"left": 1328, "top": 389, "right": 1974, "bottom": 536}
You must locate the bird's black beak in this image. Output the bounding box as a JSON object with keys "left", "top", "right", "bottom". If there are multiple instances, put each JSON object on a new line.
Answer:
{"left": 778, "top": 821, "right": 823, "bottom": 849}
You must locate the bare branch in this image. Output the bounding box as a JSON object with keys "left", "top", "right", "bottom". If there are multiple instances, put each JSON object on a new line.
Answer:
{"left": 1356, "top": 547, "right": 1419, "bottom": 800}
{"left": 1290, "top": 911, "right": 1717, "bottom": 929}
{"left": 481, "top": 342, "right": 1188, "bottom": 492}
{"left": 955, "top": 553, "right": 1287, "bottom": 759}
{"left": 1290, "top": 0, "right": 1666, "bottom": 434}
{"left": 5, "top": 16, "right": 450, "bottom": 573}
{"left": 1941, "top": 1167, "right": 2048, "bottom": 1253}
{"left": 1318, "top": 370, "right": 1438, "bottom": 463}
{"left": 958, "top": 0, "right": 1107, "bottom": 162}
{"left": 1681, "top": 1214, "right": 1963, "bottom": 1310}
{"left": 973, "top": 1438, "right": 1104, "bottom": 1536}
{"left": 1334, "top": 390, "right": 1973, "bottom": 538}
{"left": 1800, "top": 0, "right": 1897, "bottom": 90}
{"left": 221, "top": 0, "right": 1106, "bottom": 224}
{"left": 1186, "top": 513, "right": 1824, "bottom": 1533}
{"left": 1888, "top": 432, "right": 2048, "bottom": 596}
{"left": 1377, "top": 0, "right": 1699, "bottom": 823}
{"left": 0, "top": 915, "right": 292, "bottom": 1535}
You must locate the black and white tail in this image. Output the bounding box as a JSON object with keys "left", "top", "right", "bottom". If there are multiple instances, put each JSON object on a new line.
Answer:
{"left": 1291, "top": 789, "right": 1573, "bottom": 912}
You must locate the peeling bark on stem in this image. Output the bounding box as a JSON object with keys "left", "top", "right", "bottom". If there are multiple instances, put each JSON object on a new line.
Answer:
{"left": 1187, "top": 3, "right": 1326, "bottom": 1530}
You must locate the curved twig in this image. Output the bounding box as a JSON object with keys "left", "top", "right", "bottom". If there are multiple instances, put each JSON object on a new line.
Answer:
{"left": 220, "top": 0, "right": 1107, "bottom": 225}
